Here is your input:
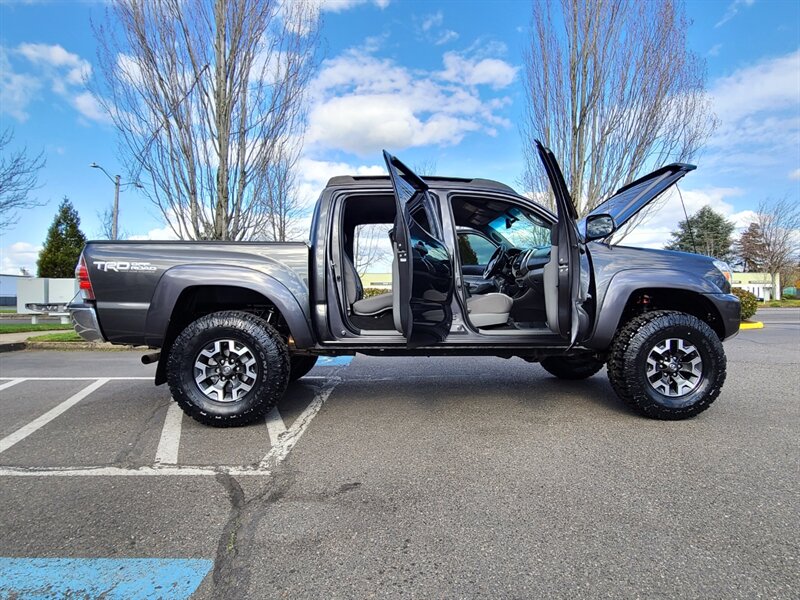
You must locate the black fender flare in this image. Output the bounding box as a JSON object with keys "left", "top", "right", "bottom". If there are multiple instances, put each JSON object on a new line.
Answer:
{"left": 144, "top": 264, "right": 314, "bottom": 349}
{"left": 585, "top": 269, "right": 723, "bottom": 350}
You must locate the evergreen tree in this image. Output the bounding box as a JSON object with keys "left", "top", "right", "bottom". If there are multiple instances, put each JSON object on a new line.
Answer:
{"left": 665, "top": 206, "right": 734, "bottom": 260}
{"left": 733, "top": 222, "right": 767, "bottom": 272}
{"left": 37, "top": 197, "right": 87, "bottom": 278}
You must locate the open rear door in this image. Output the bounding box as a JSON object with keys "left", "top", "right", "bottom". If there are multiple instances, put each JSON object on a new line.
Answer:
{"left": 383, "top": 150, "right": 454, "bottom": 347}
{"left": 535, "top": 141, "right": 591, "bottom": 346}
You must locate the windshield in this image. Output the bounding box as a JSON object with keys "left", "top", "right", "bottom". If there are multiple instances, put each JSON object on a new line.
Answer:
{"left": 487, "top": 207, "right": 551, "bottom": 248}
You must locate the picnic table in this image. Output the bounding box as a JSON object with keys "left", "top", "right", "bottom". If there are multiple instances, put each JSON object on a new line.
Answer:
{"left": 25, "top": 303, "right": 70, "bottom": 325}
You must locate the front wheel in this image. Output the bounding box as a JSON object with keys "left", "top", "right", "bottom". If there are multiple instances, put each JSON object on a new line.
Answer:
{"left": 167, "top": 311, "right": 290, "bottom": 427}
{"left": 540, "top": 355, "right": 605, "bottom": 380}
{"left": 607, "top": 310, "right": 726, "bottom": 420}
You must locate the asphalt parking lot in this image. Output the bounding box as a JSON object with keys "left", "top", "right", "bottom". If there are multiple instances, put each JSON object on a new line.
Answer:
{"left": 0, "top": 309, "right": 798, "bottom": 598}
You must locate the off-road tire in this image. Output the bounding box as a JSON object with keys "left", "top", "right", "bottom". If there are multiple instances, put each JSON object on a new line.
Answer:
{"left": 289, "top": 355, "right": 318, "bottom": 382}
{"left": 607, "top": 310, "right": 726, "bottom": 420}
{"left": 540, "top": 355, "right": 605, "bottom": 380}
{"left": 167, "top": 311, "right": 290, "bottom": 427}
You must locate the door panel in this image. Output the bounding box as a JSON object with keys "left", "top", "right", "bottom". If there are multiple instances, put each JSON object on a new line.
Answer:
{"left": 383, "top": 151, "right": 454, "bottom": 347}
{"left": 535, "top": 141, "right": 591, "bottom": 345}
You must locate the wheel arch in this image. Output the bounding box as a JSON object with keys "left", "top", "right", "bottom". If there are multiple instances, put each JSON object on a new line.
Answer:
{"left": 146, "top": 265, "right": 314, "bottom": 385}
{"left": 587, "top": 269, "right": 727, "bottom": 349}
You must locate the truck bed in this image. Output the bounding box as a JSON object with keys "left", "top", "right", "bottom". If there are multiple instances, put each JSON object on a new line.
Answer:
{"left": 82, "top": 241, "right": 310, "bottom": 345}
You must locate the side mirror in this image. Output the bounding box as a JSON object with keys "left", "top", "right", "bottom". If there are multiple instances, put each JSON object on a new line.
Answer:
{"left": 584, "top": 214, "right": 616, "bottom": 241}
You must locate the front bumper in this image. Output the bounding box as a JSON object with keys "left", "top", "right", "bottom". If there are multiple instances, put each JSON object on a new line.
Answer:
{"left": 704, "top": 293, "right": 741, "bottom": 340}
{"left": 68, "top": 302, "right": 105, "bottom": 343}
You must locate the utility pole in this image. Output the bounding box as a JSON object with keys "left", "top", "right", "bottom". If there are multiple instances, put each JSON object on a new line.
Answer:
{"left": 90, "top": 162, "right": 142, "bottom": 240}
{"left": 112, "top": 174, "right": 120, "bottom": 240}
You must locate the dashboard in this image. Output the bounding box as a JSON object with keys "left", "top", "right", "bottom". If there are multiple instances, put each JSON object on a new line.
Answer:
{"left": 511, "top": 246, "right": 551, "bottom": 280}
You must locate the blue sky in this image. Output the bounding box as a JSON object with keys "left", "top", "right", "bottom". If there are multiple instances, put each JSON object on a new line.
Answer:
{"left": 1, "top": 0, "right": 798, "bottom": 273}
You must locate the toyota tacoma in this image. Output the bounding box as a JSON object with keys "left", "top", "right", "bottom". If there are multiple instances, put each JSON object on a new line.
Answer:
{"left": 69, "top": 143, "right": 740, "bottom": 426}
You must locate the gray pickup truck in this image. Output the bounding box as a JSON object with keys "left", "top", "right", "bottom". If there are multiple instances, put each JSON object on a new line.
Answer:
{"left": 69, "top": 143, "right": 740, "bottom": 426}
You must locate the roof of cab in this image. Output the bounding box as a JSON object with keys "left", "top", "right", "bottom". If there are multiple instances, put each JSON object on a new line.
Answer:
{"left": 325, "top": 174, "right": 517, "bottom": 195}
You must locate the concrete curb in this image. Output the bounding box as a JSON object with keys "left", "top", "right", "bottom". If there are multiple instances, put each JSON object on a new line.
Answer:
{"left": 0, "top": 341, "right": 145, "bottom": 352}
{"left": 740, "top": 320, "right": 764, "bottom": 330}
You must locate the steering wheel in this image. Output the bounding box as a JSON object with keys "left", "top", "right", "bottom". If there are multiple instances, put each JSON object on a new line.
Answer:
{"left": 483, "top": 243, "right": 510, "bottom": 279}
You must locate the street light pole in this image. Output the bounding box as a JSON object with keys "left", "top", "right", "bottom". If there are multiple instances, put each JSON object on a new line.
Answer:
{"left": 112, "top": 174, "right": 121, "bottom": 240}
{"left": 90, "top": 162, "right": 142, "bottom": 240}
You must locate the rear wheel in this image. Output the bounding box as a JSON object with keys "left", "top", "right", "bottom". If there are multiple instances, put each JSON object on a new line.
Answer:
{"left": 167, "top": 311, "right": 290, "bottom": 427}
{"left": 289, "top": 355, "right": 318, "bottom": 382}
{"left": 607, "top": 310, "right": 726, "bottom": 420}
{"left": 540, "top": 355, "right": 605, "bottom": 380}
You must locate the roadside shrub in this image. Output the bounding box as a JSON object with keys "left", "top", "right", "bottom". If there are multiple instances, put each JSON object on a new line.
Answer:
{"left": 769, "top": 301, "right": 781, "bottom": 308}
{"left": 732, "top": 287, "right": 758, "bottom": 320}
{"left": 362, "top": 287, "right": 391, "bottom": 299}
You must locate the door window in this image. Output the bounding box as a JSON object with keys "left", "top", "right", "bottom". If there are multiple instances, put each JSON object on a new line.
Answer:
{"left": 458, "top": 233, "right": 496, "bottom": 265}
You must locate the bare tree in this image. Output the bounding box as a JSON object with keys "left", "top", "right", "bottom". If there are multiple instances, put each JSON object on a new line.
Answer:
{"left": 354, "top": 223, "right": 391, "bottom": 276}
{"left": 254, "top": 136, "right": 306, "bottom": 241}
{"left": 96, "top": 206, "right": 128, "bottom": 240}
{"left": 0, "top": 128, "right": 45, "bottom": 231}
{"left": 412, "top": 158, "right": 438, "bottom": 177}
{"left": 93, "top": 0, "right": 319, "bottom": 241}
{"left": 521, "top": 0, "right": 716, "bottom": 233}
{"left": 752, "top": 197, "right": 800, "bottom": 301}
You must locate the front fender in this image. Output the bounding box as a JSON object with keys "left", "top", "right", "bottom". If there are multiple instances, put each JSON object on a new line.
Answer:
{"left": 585, "top": 269, "right": 724, "bottom": 350}
{"left": 144, "top": 264, "right": 315, "bottom": 348}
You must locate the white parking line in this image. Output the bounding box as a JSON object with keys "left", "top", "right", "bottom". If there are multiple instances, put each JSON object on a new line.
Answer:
{"left": 0, "top": 375, "right": 342, "bottom": 477}
{"left": 0, "top": 377, "right": 151, "bottom": 381}
{"left": 260, "top": 377, "right": 341, "bottom": 469}
{"left": 265, "top": 407, "right": 287, "bottom": 445}
{"left": 0, "top": 465, "right": 271, "bottom": 477}
{"left": 0, "top": 378, "right": 109, "bottom": 455}
{"left": 154, "top": 401, "right": 183, "bottom": 465}
{"left": 0, "top": 379, "right": 26, "bottom": 392}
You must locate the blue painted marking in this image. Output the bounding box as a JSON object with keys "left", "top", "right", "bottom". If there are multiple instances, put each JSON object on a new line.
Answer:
{"left": 0, "top": 557, "right": 212, "bottom": 599}
{"left": 316, "top": 356, "right": 353, "bottom": 366}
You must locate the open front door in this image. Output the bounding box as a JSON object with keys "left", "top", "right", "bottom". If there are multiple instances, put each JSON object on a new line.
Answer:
{"left": 535, "top": 141, "right": 591, "bottom": 346}
{"left": 383, "top": 150, "right": 454, "bottom": 347}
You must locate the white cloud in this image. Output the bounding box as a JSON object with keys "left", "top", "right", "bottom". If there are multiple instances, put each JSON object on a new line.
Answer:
{"left": 320, "top": 0, "right": 389, "bottom": 13}
{"left": 0, "top": 241, "right": 41, "bottom": 275}
{"left": 306, "top": 48, "right": 515, "bottom": 156}
{"left": 705, "top": 50, "right": 800, "bottom": 173}
{"left": 0, "top": 42, "right": 104, "bottom": 124}
{"left": 294, "top": 157, "right": 385, "bottom": 206}
{"left": 707, "top": 43, "right": 722, "bottom": 57}
{"left": 0, "top": 47, "right": 41, "bottom": 122}
{"left": 127, "top": 225, "right": 181, "bottom": 241}
{"left": 789, "top": 168, "right": 800, "bottom": 181}
{"left": 416, "top": 11, "right": 459, "bottom": 46}
{"left": 420, "top": 11, "right": 443, "bottom": 31}
{"left": 617, "top": 186, "right": 756, "bottom": 249}
{"left": 440, "top": 52, "right": 517, "bottom": 89}
{"left": 715, "top": 0, "right": 756, "bottom": 28}
{"left": 434, "top": 30, "right": 459, "bottom": 46}
{"left": 72, "top": 91, "right": 111, "bottom": 124}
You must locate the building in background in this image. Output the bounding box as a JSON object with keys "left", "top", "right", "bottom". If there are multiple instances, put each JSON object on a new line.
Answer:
{"left": 0, "top": 273, "right": 32, "bottom": 308}
{"left": 732, "top": 272, "right": 781, "bottom": 301}
{"left": 361, "top": 272, "right": 392, "bottom": 291}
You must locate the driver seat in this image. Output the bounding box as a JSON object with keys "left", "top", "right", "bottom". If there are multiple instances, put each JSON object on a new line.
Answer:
{"left": 466, "top": 292, "right": 513, "bottom": 327}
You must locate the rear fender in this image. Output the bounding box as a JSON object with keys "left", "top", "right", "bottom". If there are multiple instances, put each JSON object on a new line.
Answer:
{"left": 145, "top": 264, "right": 314, "bottom": 349}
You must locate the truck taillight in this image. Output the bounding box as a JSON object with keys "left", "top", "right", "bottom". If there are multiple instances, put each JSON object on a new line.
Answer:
{"left": 75, "top": 255, "right": 95, "bottom": 300}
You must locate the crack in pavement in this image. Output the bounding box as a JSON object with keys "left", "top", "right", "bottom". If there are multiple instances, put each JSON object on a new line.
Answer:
{"left": 211, "top": 467, "right": 296, "bottom": 599}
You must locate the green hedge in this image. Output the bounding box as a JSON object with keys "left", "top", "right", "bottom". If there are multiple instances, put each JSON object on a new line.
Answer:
{"left": 732, "top": 287, "right": 758, "bottom": 320}
{"left": 362, "top": 287, "right": 391, "bottom": 298}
